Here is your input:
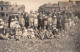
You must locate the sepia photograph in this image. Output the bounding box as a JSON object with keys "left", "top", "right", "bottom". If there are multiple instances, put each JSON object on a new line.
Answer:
{"left": 0, "top": 0, "right": 80, "bottom": 52}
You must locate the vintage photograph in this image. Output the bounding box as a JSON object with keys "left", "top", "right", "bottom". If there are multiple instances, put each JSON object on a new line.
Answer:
{"left": 0, "top": 0, "right": 80, "bottom": 52}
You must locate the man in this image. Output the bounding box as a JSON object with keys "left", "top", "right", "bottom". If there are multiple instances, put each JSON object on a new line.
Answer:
{"left": 57, "top": 15, "right": 63, "bottom": 33}
{"left": 24, "top": 13, "right": 29, "bottom": 28}
{"left": 48, "top": 14, "right": 53, "bottom": 30}
{"left": 52, "top": 26, "right": 58, "bottom": 38}
{"left": 43, "top": 14, "right": 48, "bottom": 29}
{"left": 38, "top": 12, "right": 44, "bottom": 29}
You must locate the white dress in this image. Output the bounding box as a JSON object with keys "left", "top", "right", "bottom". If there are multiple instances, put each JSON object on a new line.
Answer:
{"left": 23, "top": 29, "right": 28, "bottom": 36}
{"left": 34, "top": 18, "right": 38, "bottom": 26}
{"left": 19, "top": 17, "right": 25, "bottom": 26}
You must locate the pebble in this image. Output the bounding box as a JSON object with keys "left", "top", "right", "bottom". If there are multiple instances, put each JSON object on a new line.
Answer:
{"left": 29, "top": 48, "right": 32, "bottom": 50}
{"left": 43, "top": 51, "right": 45, "bottom": 52}
{"left": 5, "top": 48, "right": 7, "bottom": 49}
{"left": 8, "top": 49, "right": 11, "bottom": 51}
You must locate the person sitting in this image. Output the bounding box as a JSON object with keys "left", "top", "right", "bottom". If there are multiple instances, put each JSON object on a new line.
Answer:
{"left": 22, "top": 27, "right": 28, "bottom": 39}
{"left": 15, "top": 27, "right": 22, "bottom": 40}
{"left": 0, "top": 33, "right": 9, "bottom": 40}
{"left": 39, "top": 29, "right": 45, "bottom": 39}
{"left": 52, "top": 26, "right": 59, "bottom": 38}
{"left": 27, "top": 27, "right": 35, "bottom": 38}
{"left": 9, "top": 27, "right": 16, "bottom": 39}
{"left": 46, "top": 30, "right": 54, "bottom": 39}
{"left": 34, "top": 27, "right": 39, "bottom": 37}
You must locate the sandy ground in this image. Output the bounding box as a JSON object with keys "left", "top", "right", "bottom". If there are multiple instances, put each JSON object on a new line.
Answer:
{"left": 0, "top": 19, "right": 80, "bottom": 52}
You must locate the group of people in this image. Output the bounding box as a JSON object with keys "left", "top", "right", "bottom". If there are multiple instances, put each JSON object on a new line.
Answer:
{"left": 0, "top": 11, "right": 78, "bottom": 40}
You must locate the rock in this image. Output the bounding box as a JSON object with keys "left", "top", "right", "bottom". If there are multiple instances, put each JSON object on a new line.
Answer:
{"left": 43, "top": 51, "right": 45, "bottom": 52}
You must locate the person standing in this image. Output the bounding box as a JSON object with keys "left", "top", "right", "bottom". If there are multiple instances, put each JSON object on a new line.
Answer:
{"left": 43, "top": 14, "right": 48, "bottom": 29}
{"left": 63, "top": 15, "right": 68, "bottom": 35}
{"left": 57, "top": 15, "right": 63, "bottom": 33}
{"left": 29, "top": 11, "right": 34, "bottom": 28}
{"left": 48, "top": 14, "right": 53, "bottom": 30}
{"left": 52, "top": 15, "right": 57, "bottom": 30}
{"left": 19, "top": 15, "right": 25, "bottom": 27}
{"left": 24, "top": 13, "right": 29, "bottom": 28}
{"left": 38, "top": 12, "right": 44, "bottom": 29}
{"left": 33, "top": 13, "right": 38, "bottom": 29}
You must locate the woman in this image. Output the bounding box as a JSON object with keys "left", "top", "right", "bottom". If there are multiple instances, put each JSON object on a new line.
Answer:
{"left": 16, "top": 27, "right": 22, "bottom": 40}
{"left": 22, "top": 27, "right": 28, "bottom": 36}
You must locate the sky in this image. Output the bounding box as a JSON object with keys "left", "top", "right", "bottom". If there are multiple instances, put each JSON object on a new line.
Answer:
{"left": 1, "top": 0, "right": 69, "bottom": 13}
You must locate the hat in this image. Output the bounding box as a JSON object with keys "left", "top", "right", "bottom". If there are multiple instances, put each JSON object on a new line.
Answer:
{"left": 14, "top": 17, "right": 18, "bottom": 21}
